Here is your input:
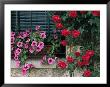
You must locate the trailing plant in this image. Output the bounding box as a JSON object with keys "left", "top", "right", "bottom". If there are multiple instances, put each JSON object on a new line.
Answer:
{"left": 11, "top": 26, "right": 46, "bottom": 75}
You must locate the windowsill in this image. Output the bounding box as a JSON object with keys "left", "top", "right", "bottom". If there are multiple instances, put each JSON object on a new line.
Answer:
{"left": 11, "top": 59, "right": 56, "bottom": 68}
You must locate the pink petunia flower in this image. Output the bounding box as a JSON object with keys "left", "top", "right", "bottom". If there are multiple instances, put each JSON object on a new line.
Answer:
{"left": 48, "top": 58, "right": 55, "bottom": 65}
{"left": 17, "top": 42, "right": 23, "bottom": 47}
{"left": 11, "top": 37, "right": 15, "bottom": 44}
{"left": 24, "top": 64, "right": 30, "bottom": 70}
{"left": 22, "top": 32, "right": 28, "bottom": 38}
{"left": 26, "top": 64, "right": 34, "bottom": 68}
{"left": 24, "top": 43, "right": 29, "bottom": 49}
{"left": 35, "top": 25, "right": 40, "bottom": 30}
{"left": 11, "top": 32, "right": 15, "bottom": 37}
{"left": 31, "top": 41, "right": 37, "bottom": 47}
{"left": 42, "top": 55, "right": 46, "bottom": 61}
{"left": 22, "top": 63, "right": 34, "bottom": 76}
{"left": 29, "top": 47, "right": 34, "bottom": 53}
{"left": 53, "top": 30, "right": 57, "bottom": 33}
{"left": 14, "top": 48, "right": 22, "bottom": 56}
{"left": 22, "top": 67, "right": 27, "bottom": 76}
{"left": 36, "top": 46, "right": 42, "bottom": 52}
{"left": 26, "top": 38, "right": 30, "bottom": 43}
{"left": 14, "top": 55, "right": 19, "bottom": 61}
{"left": 11, "top": 45, "right": 14, "bottom": 50}
{"left": 54, "top": 35, "right": 58, "bottom": 39}
{"left": 37, "top": 42, "right": 44, "bottom": 49}
{"left": 17, "top": 35, "right": 24, "bottom": 39}
{"left": 40, "top": 32, "right": 46, "bottom": 39}
{"left": 15, "top": 61, "right": 20, "bottom": 68}
{"left": 39, "top": 59, "right": 44, "bottom": 64}
{"left": 22, "top": 31, "right": 30, "bottom": 38}
{"left": 26, "top": 30, "right": 30, "bottom": 36}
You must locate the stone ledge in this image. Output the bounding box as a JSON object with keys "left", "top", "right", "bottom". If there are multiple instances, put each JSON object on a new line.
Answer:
{"left": 11, "top": 68, "right": 70, "bottom": 77}
{"left": 11, "top": 59, "right": 56, "bottom": 68}
{"left": 11, "top": 68, "right": 83, "bottom": 77}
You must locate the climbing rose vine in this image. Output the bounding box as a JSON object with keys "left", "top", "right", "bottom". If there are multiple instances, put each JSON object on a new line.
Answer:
{"left": 50, "top": 10, "right": 100, "bottom": 77}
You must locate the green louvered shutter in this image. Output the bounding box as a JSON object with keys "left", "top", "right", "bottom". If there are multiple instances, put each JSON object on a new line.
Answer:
{"left": 11, "top": 11, "right": 65, "bottom": 58}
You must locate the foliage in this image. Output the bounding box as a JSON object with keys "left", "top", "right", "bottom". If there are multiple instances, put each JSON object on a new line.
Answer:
{"left": 50, "top": 11, "right": 100, "bottom": 77}
{"left": 11, "top": 11, "right": 100, "bottom": 77}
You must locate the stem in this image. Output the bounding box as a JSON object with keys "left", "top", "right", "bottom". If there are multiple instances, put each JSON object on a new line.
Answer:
{"left": 69, "top": 70, "right": 72, "bottom": 77}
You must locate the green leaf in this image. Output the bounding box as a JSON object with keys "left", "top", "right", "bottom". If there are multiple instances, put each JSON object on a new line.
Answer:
{"left": 73, "top": 46, "right": 78, "bottom": 51}
{"left": 68, "top": 52, "right": 75, "bottom": 58}
{"left": 92, "top": 71, "right": 99, "bottom": 77}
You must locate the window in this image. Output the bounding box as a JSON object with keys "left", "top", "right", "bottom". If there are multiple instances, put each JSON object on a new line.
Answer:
{"left": 11, "top": 11, "right": 66, "bottom": 59}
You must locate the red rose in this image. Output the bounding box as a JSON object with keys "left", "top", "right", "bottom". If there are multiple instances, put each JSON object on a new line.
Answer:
{"left": 57, "top": 60, "right": 67, "bottom": 69}
{"left": 60, "top": 40, "right": 67, "bottom": 46}
{"left": 92, "top": 11, "right": 100, "bottom": 16}
{"left": 72, "top": 30, "right": 80, "bottom": 38}
{"left": 52, "top": 15, "right": 61, "bottom": 23}
{"left": 66, "top": 56, "right": 74, "bottom": 63}
{"left": 77, "top": 61, "right": 83, "bottom": 67}
{"left": 77, "top": 60, "right": 89, "bottom": 67}
{"left": 86, "top": 50, "right": 94, "bottom": 57}
{"left": 82, "top": 61, "right": 89, "bottom": 66}
{"left": 75, "top": 52, "right": 80, "bottom": 57}
{"left": 69, "top": 11, "right": 77, "bottom": 18}
{"left": 80, "top": 11, "right": 87, "bottom": 14}
{"left": 61, "top": 29, "right": 70, "bottom": 37}
{"left": 82, "top": 54, "right": 90, "bottom": 61}
{"left": 56, "top": 23, "right": 63, "bottom": 29}
{"left": 83, "top": 70, "right": 92, "bottom": 77}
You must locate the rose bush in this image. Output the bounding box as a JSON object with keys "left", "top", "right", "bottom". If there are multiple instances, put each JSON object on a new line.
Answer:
{"left": 50, "top": 11, "right": 100, "bottom": 77}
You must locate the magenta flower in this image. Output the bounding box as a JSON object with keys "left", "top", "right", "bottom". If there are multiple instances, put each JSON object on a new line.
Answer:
{"left": 22, "top": 67, "right": 27, "bottom": 76}
{"left": 36, "top": 46, "right": 42, "bottom": 52}
{"left": 54, "top": 35, "right": 58, "bottom": 39}
{"left": 11, "top": 45, "right": 14, "bottom": 50}
{"left": 31, "top": 41, "right": 37, "bottom": 47}
{"left": 42, "top": 55, "right": 46, "bottom": 61}
{"left": 24, "top": 64, "right": 30, "bottom": 70}
{"left": 15, "top": 61, "right": 20, "bottom": 68}
{"left": 25, "top": 30, "right": 30, "bottom": 36}
{"left": 17, "top": 35, "right": 24, "bottom": 39}
{"left": 38, "top": 42, "right": 44, "bottom": 49}
{"left": 11, "top": 37, "right": 15, "bottom": 44}
{"left": 48, "top": 58, "right": 55, "bottom": 65}
{"left": 14, "top": 55, "right": 19, "bottom": 61}
{"left": 29, "top": 47, "right": 34, "bottom": 53}
{"left": 22, "top": 31, "right": 30, "bottom": 38}
{"left": 11, "top": 32, "right": 15, "bottom": 37}
{"left": 26, "top": 64, "right": 34, "bottom": 68}
{"left": 26, "top": 38, "right": 30, "bottom": 43}
{"left": 22, "top": 63, "right": 34, "bottom": 76}
{"left": 53, "top": 30, "right": 57, "bottom": 33}
{"left": 40, "top": 32, "right": 46, "bottom": 39}
{"left": 24, "top": 43, "right": 29, "bottom": 49}
{"left": 35, "top": 25, "right": 40, "bottom": 30}
{"left": 22, "top": 32, "right": 28, "bottom": 38}
{"left": 14, "top": 48, "right": 21, "bottom": 56}
{"left": 39, "top": 59, "right": 44, "bottom": 64}
{"left": 17, "top": 42, "right": 23, "bottom": 47}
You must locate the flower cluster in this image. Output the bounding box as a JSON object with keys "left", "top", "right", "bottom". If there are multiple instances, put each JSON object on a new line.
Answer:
{"left": 57, "top": 50, "right": 94, "bottom": 77}
{"left": 22, "top": 63, "right": 34, "bottom": 76}
{"left": 51, "top": 10, "right": 99, "bottom": 77}
{"left": 77, "top": 50, "right": 94, "bottom": 67}
{"left": 39, "top": 55, "right": 56, "bottom": 65}
{"left": 11, "top": 25, "right": 46, "bottom": 75}
{"left": 52, "top": 13, "right": 81, "bottom": 47}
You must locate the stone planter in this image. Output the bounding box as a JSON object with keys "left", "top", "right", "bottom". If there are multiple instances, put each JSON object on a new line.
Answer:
{"left": 66, "top": 44, "right": 81, "bottom": 77}
{"left": 66, "top": 44, "right": 81, "bottom": 56}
